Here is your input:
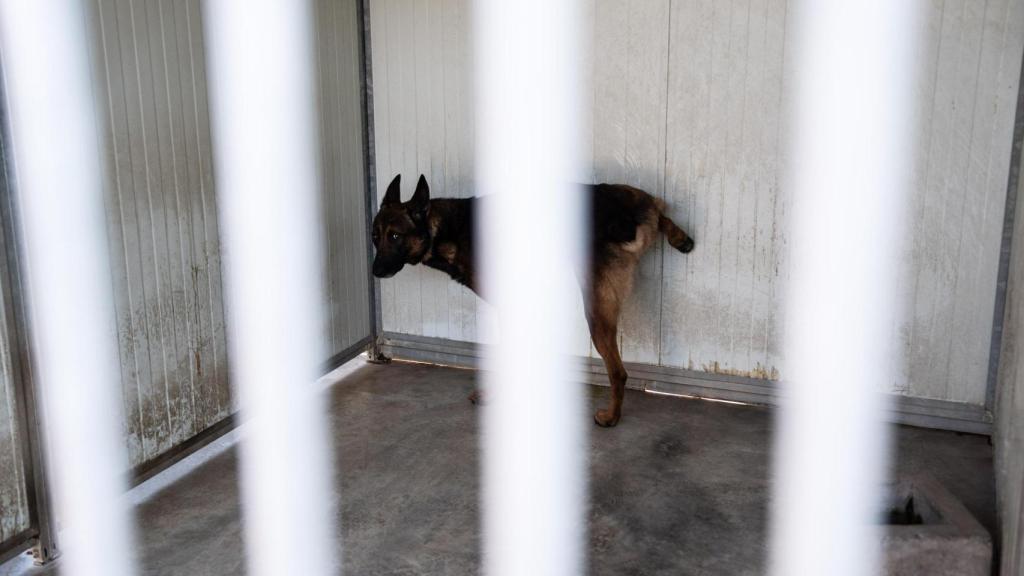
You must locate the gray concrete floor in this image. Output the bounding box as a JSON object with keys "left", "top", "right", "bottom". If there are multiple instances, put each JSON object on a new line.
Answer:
{"left": 2, "top": 360, "right": 996, "bottom": 575}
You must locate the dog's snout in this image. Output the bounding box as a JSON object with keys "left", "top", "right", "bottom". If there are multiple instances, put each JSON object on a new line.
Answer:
{"left": 372, "top": 259, "right": 400, "bottom": 278}
{"left": 681, "top": 236, "right": 694, "bottom": 253}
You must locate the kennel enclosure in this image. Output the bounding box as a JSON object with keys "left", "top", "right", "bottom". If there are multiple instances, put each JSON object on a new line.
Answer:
{"left": 1, "top": 0, "right": 1024, "bottom": 573}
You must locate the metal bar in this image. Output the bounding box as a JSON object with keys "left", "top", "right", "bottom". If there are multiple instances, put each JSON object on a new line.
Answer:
{"left": 986, "top": 44, "right": 1024, "bottom": 412}
{"left": 476, "top": 1, "right": 586, "bottom": 573}
{"left": 358, "top": 0, "right": 385, "bottom": 361}
{"left": 203, "top": 1, "right": 338, "bottom": 574}
{"left": 0, "top": 1, "right": 137, "bottom": 574}
{"left": 771, "top": 3, "right": 916, "bottom": 574}
{"left": 0, "top": 50, "right": 58, "bottom": 565}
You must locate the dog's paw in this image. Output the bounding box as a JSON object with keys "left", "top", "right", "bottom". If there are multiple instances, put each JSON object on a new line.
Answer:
{"left": 593, "top": 409, "right": 620, "bottom": 427}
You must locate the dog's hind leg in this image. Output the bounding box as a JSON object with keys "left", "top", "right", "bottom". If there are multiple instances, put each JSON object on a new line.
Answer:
{"left": 587, "top": 276, "right": 629, "bottom": 427}
{"left": 591, "top": 322, "right": 626, "bottom": 427}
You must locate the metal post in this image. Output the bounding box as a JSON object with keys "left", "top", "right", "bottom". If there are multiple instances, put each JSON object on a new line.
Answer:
{"left": 770, "top": 2, "right": 916, "bottom": 575}
{"left": 476, "top": 0, "right": 587, "bottom": 574}
{"left": 358, "top": 0, "right": 388, "bottom": 365}
{"left": 203, "top": 1, "right": 338, "bottom": 574}
{"left": 0, "top": 1, "right": 137, "bottom": 574}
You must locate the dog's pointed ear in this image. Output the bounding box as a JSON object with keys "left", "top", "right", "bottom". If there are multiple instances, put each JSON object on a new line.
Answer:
{"left": 382, "top": 174, "right": 401, "bottom": 206}
{"left": 408, "top": 174, "right": 430, "bottom": 220}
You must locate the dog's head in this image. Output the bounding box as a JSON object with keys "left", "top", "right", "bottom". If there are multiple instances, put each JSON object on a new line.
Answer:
{"left": 371, "top": 174, "right": 431, "bottom": 278}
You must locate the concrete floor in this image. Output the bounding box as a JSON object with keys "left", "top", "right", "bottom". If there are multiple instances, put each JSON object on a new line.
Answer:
{"left": 1, "top": 360, "right": 996, "bottom": 575}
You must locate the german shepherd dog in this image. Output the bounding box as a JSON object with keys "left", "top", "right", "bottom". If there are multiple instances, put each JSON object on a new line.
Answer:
{"left": 371, "top": 174, "right": 694, "bottom": 427}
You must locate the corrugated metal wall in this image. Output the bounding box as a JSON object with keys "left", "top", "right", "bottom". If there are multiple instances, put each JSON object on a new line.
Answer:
{"left": 317, "top": 0, "right": 373, "bottom": 359}
{"left": 904, "top": 0, "right": 1024, "bottom": 404}
{"left": 0, "top": 107, "right": 29, "bottom": 548}
{"left": 0, "top": 346, "right": 27, "bottom": 546}
{"left": 82, "top": 0, "right": 372, "bottom": 468}
{"left": 86, "top": 0, "right": 230, "bottom": 468}
{"left": 0, "top": 310, "right": 28, "bottom": 544}
{"left": 0, "top": 0, "right": 372, "bottom": 543}
{"left": 370, "top": 0, "right": 1024, "bottom": 406}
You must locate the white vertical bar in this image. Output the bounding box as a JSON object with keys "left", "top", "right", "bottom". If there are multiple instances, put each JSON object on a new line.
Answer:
{"left": 0, "top": 1, "right": 135, "bottom": 574}
{"left": 476, "top": 1, "right": 586, "bottom": 575}
{"left": 771, "top": 2, "right": 917, "bottom": 575}
{"left": 203, "top": 2, "right": 337, "bottom": 575}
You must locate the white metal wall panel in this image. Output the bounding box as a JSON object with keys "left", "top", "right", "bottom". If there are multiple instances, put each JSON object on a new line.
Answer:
{"left": 904, "top": 0, "right": 1024, "bottom": 403}
{"left": 371, "top": 0, "right": 480, "bottom": 343}
{"left": 374, "top": 0, "right": 1024, "bottom": 405}
{"left": 87, "top": 0, "right": 230, "bottom": 467}
{"left": 659, "top": 0, "right": 789, "bottom": 382}
{"left": 317, "top": 0, "right": 373, "bottom": 358}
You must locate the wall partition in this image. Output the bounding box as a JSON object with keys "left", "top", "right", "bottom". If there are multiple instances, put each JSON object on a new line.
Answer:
{"left": 0, "top": 0, "right": 375, "bottom": 562}
{"left": 316, "top": 0, "right": 375, "bottom": 366}
{"left": 86, "top": 0, "right": 232, "bottom": 468}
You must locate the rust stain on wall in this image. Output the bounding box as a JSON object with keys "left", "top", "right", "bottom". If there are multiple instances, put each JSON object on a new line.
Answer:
{"left": 700, "top": 361, "right": 780, "bottom": 381}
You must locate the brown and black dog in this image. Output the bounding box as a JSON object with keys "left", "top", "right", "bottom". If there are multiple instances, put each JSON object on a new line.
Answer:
{"left": 371, "top": 174, "right": 694, "bottom": 427}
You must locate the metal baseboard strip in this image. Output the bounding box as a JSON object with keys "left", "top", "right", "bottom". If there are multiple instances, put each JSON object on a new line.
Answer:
{"left": 382, "top": 332, "right": 993, "bottom": 435}
{"left": 383, "top": 332, "right": 480, "bottom": 367}
{"left": 130, "top": 415, "right": 237, "bottom": 488}
{"left": 0, "top": 529, "right": 36, "bottom": 568}
{"left": 322, "top": 336, "right": 373, "bottom": 374}
{"left": 888, "top": 396, "right": 992, "bottom": 436}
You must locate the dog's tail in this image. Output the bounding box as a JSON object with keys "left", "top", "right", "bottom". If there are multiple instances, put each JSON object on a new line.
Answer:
{"left": 658, "top": 211, "right": 694, "bottom": 253}
{"left": 647, "top": 196, "right": 693, "bottom": 253}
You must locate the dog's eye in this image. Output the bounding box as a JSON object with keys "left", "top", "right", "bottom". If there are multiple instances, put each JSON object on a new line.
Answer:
{"left": 389, "top": 232, "right": 401, "bottom": 241}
